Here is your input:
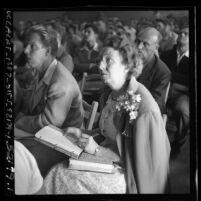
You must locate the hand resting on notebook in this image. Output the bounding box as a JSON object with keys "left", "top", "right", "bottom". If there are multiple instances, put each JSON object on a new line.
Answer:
{"left": 63, "top": 127, "right": 99, "bottom": 155}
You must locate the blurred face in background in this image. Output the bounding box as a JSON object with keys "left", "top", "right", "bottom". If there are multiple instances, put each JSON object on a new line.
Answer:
{"left": 24, "top": 33, "right": 48, "bottom": 70}
{"left": 125, "top": 27, "right": 136, "bottom": 44}
{"left": 84, "top": 27, "right": 97, "bottom": 46}
{"left": 156, "top": 22, "right": 165, "bottom": 35}
{"left": 177, "top": 27, "right": 189, "bottom": 46}
{"left": 117, "top": 27, "right": 125, "bottom": 39}
{"left": 96, "top": 20, "right": 107, "bottom": 34}
{"left": 99, "top": 48, "right": 128, "bottom": 91}
{"left": 107, "top": 28, "right": 116, "bottom": 39}
{"left": 17, "top": 21, "right": 25, "bottom": 33}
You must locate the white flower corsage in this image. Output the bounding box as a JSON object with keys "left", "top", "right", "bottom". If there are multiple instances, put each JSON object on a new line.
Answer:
{"left": 116, "top": 90, "right": 141, "bottom": 123}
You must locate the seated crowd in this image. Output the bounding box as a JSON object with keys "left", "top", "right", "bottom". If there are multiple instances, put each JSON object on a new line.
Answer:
{"left": 13, "top": 11, "right": 189, "bottom": 194}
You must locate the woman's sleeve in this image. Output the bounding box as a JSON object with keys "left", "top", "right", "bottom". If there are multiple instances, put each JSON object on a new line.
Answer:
{"left": 133, "top": 111, "right": 170, "bottom": 193}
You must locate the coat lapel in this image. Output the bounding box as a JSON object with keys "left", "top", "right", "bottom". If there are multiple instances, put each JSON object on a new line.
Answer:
{"left": 29, "top": 60, "right": 57, "bottom": 113}
{"left": 30, "top": 84, "right": 48, "bottom": 113}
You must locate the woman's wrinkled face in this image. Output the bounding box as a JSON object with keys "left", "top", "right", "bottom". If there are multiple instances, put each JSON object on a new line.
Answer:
{"left": 99, "top": 48, "right": 128, "bottom": 91}
{"left": 24, "top": 33, "right": 48, "bottom": 69}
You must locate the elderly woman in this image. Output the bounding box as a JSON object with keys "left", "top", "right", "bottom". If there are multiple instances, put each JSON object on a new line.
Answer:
{"left": 14, "top": 25, "right": 84, "bottom": 134}
{"left": 44, "top": 45, "right": 170, "bottom": 194}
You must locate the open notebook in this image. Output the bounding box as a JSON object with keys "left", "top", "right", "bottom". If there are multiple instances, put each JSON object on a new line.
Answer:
{"left": 34, "top": 125, "right": 119, "bottom": 173}
{"left": 35, "top": 125, "right": 83, "bottom": 159}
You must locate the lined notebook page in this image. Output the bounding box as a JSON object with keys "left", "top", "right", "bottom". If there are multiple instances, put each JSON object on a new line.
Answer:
{"left": 35, "top": 126, "right": 83, "bottom": 156}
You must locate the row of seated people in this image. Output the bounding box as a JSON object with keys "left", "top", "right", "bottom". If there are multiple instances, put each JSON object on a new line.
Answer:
{"left": 14, "top": 15, "right": 189, "bottom": 194}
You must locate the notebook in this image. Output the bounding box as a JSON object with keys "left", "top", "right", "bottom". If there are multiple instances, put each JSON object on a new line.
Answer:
{"left": 68, "top": 151, "right": 116, "bottom": 174}
{"left": 34, "top": 125, "right": 83, "bottom": 159}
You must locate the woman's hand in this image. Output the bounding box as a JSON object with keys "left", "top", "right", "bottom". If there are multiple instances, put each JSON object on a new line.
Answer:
{"left": 78, "top": 133, "right": 99, "bottom": 155}
{"left": 63, "top": 127, "right": 99, "bottom": 155}
{"left": 63, "top": 127, "right": 82, "bottom": 139}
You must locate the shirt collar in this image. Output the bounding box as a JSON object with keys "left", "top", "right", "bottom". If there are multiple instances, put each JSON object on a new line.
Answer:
{"left": 177, "top": 49, "right": 189, "bottom": 58}
{"left": 80, "top": 41, "right": 99, "bottom": 52}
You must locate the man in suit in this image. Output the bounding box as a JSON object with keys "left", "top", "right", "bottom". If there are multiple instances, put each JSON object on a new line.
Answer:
{"left": 135, "top": 27, "right": 171, "bottom": 114}
{"left": 14, "top": 25, "right": 84, "bottom": 134}
{"left": 160, "top": 25, "right": 189, "bottom": 156}
{"left": 100, "top": 27, "right": 171, "bottom": 115}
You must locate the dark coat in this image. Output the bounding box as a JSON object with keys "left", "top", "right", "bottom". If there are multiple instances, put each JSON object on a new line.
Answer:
{"left": 160, "top": 45, "right": 189, "bottom": 86}
{"left": 137, "top": 55, "right": 171, "bottom": 114}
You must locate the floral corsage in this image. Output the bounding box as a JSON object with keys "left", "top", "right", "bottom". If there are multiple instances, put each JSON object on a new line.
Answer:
{"left": 115, "top": 90, "right": 141, "bottom": 123}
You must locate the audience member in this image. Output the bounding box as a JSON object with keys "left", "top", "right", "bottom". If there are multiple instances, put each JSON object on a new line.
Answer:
{"left": 155, "top": 19, "right": 178, "bottom": 54}
{"left": 16, "top": 20, "right": 26, "bottom": 44}
{"left": 135, "top": 27, "right": 171, "bottom": 114}
{"left": 43, "top": 44, "right": 170, "bottom": 194}
{"left": 13, "top": 28, "right": 25, "bottom": 67}
{"left": 100, "top": 27, "right": 171, "bottom": 114}
{"left": 46, "top": 22, "right": 74, "bottom": 73}
{"left": 160, "top": 25, "right": 189, "bottom": 157}
{"left": 72, "top": 23, "right": 102, "bottom": 80}
{"left": 15, "top": 140, "right": 45, "bottom": 194}
{"left": 14, "top": 25, "right": 84, "bottom": 134}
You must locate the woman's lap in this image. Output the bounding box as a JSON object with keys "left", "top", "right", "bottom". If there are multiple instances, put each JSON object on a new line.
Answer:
{"left": 44, "top": 162, "right": 126, "bottom": 194}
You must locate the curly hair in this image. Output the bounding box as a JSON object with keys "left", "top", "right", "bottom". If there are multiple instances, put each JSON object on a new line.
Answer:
{"left": 100, "top": 44, "right": 144, "bottom": 79}
{"left": 118, "top": 44, "right": 144, "bottom": 79}
{"left": 26, "top": 25, "right": 58, "bottom": 57}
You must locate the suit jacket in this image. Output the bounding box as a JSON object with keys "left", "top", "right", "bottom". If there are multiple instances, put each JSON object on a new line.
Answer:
{"left": 114, "top": 77, "right": 171, "bottom": 193}
{"left": 137, "top": 55, "right": 171, "bottom": 114}
{"left": 15, "top": 59, "right": 84, "bottom": 134}
{"left": 160, "top": 45, "right": 189, "bottom": 86}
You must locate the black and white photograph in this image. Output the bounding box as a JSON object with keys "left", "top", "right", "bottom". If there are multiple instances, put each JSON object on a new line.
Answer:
{"left": 2, "top": 6, "right": 197, "bottom": 199}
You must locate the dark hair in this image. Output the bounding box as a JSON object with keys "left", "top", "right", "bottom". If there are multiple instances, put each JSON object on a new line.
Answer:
{"left": 67, "top": 24, "right": 77, "bottom": 33}
{"left": 155, "top": 19, "right": 166, "bottom": 25}
{"left": 84, "top": 23, "right": 98, "bottom": 34}
{"left": 26, "top": 25, "right": 58, "bottom": 57}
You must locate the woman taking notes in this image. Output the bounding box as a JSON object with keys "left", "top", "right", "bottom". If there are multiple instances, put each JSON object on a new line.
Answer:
{"left": 44, "top": 44, "right": 170, "bottom": 194}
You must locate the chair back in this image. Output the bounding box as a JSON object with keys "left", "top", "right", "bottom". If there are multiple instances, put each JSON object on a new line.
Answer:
{"left": 163, "top": 82, "right": 171, "bottom": 126}
{"left": 164, "top": 82, "right": 171, "bottom": 104}
{"left": 80, "top": 73, "right": 103, "bottom": 96}
{"left": 82, "top": 100, "right": 99, "bottom": 130}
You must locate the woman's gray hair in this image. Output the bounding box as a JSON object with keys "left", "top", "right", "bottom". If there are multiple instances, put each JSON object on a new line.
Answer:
{"left": 26, "top": 25, "right": 58, "bottom": 57}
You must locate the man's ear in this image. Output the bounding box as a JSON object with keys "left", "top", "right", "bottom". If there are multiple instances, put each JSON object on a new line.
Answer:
{"left": 124, "top": 64, "right": 130, "bottom": 73}
{"left": 45, "top": 47, "right": 51, "bottom": 56}
{"left": 154, "top": 42, "right": 159, "bottom": 51}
